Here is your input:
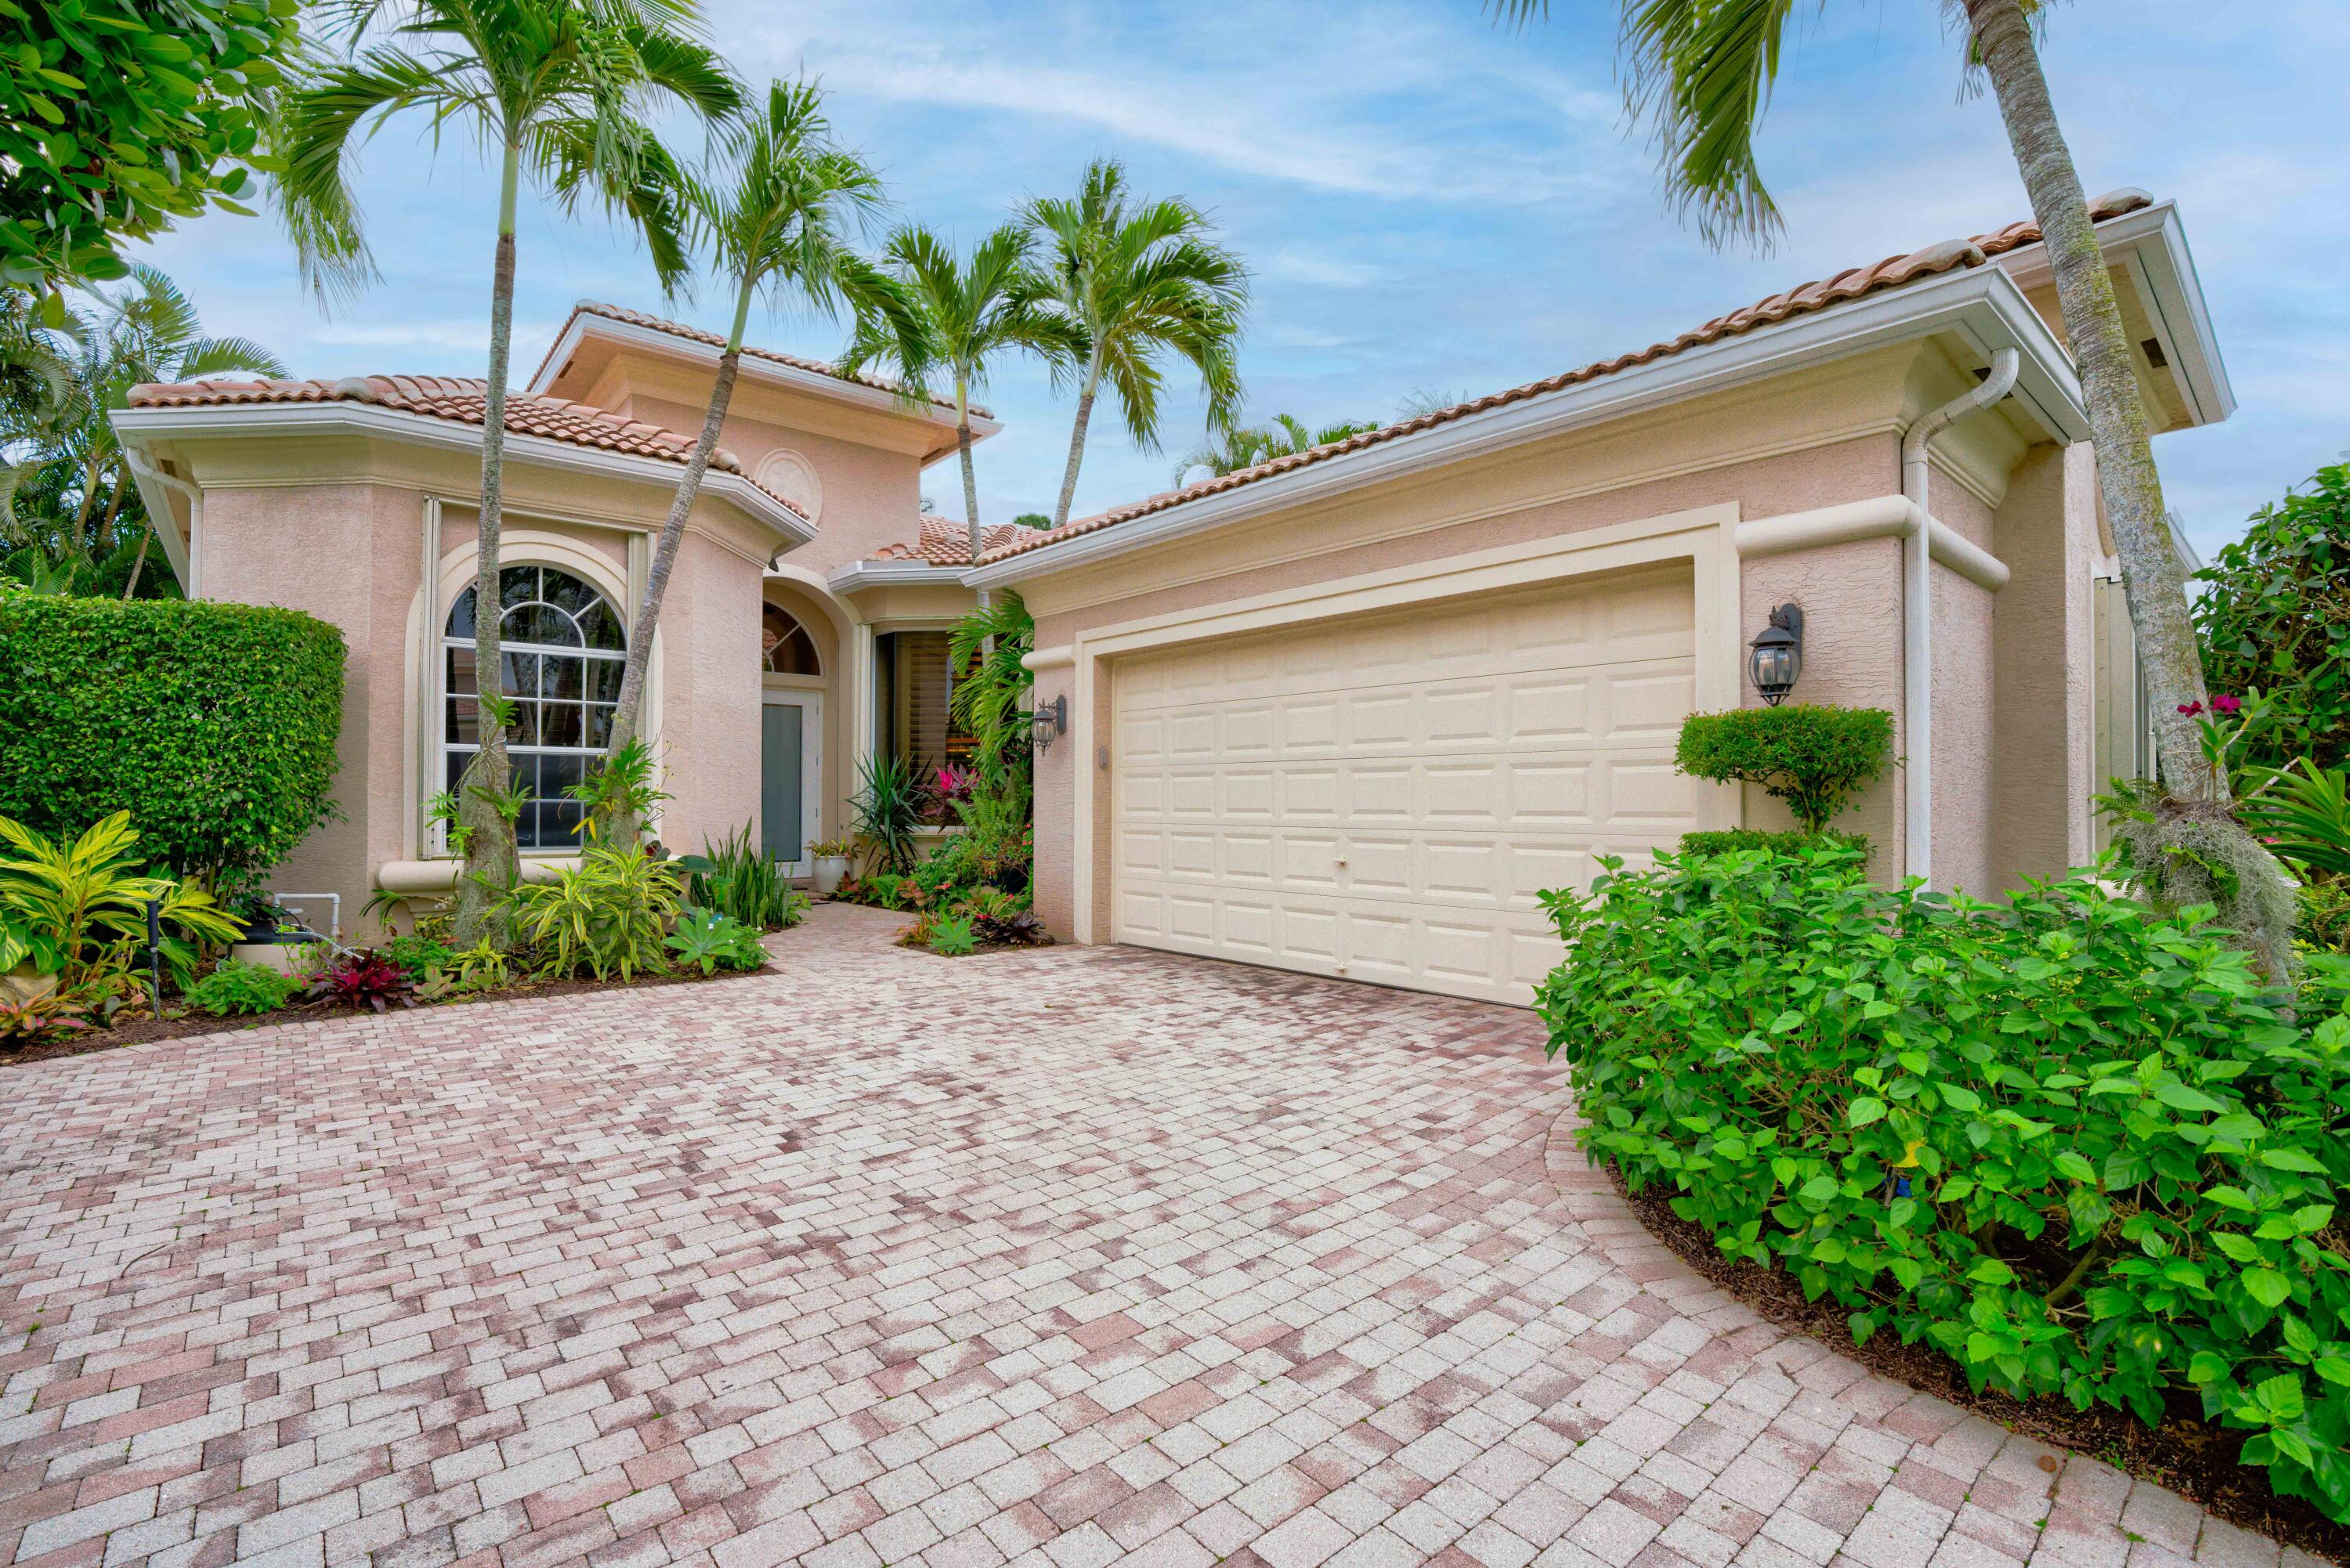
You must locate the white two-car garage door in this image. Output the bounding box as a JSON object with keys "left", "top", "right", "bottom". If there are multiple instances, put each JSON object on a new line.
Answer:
{"left": 1112, "top": 564, "right": 1698, "bottom": 1005}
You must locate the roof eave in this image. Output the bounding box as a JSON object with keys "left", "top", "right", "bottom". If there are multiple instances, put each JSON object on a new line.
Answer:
{"left": 532, "top": 310, "right": 992, "bottom": 443}
{"left": 967, "top": 263, "right": 2084, "bottom": 590}
{"left": 109, "top": 400, "right": 817, "bottom": 550}
{"left": 826, "top": 559, "right": 967, "bottom": 593}
{"left": 1992, "top": 199, "right": 2235, "bottom": 426}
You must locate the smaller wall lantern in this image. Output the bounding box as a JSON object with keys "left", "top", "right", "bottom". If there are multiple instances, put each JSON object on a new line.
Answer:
{"left": 1748, "top": 603, "right": 1804, "bottom": 706}
{"left": 1029, "top": 693, "right": 1068, "bottom": 751}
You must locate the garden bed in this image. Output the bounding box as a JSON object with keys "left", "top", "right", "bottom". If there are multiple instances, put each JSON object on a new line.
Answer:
{"left": 1608, "top": 1162, "right": 2350, "bottom": 1560}
{"left": 0, "top": 961, "right": 772, "bottom": 1069}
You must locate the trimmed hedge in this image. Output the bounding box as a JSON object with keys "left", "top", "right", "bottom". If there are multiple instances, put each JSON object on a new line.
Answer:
{"left": 1676, "top": 703, "right": 1893, "bottom": 834}
{"left": 0, "top": 596, "right": 345, "bottom": 888}
{"left": 1679, "top": 829, "right": 1869, "bottom": 858}
{"left": 1538, "top": 845, "right": 2350, "bottom": 1519}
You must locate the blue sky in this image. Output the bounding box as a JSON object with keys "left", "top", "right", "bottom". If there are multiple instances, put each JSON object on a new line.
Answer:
{"left": 142, "top": 1, "right": 2350, "bottom": 558}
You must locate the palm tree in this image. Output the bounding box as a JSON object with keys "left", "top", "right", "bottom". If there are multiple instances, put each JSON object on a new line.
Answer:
{"left": 1492, "top": 0, "right": 2293, "bottom": 967}
{"left": 0, "top": 269, "right": 283, "bottom": 596}
{"left": 840, "top": 222, "right": 1086, "bottom": 565}
{"left": 1172, "top": 412, "right": 1381, "bottom": 487}
{"left": 599, "top": 78, "right": 927, "bottom": 833}
{"left": 277, "top": 0, "right": 740, "bottom": 944}
{"left": 1025, "top": 159, "right": 1249, "bottom": 529}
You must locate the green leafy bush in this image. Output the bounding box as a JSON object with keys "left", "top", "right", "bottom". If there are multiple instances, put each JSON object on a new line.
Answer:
{"left": 383, "top": 933, "right": 457, "bottom": 982}
{"left": 2196, "top": 464, "right": 2350, "bottom": 772}
{"left": 851, "top": 754, "right": 928, "bottom": 876}
{"left": 0, "top": 810, "right": 241, "bottom": 1004}
{"left": 1538, "top": 846, "right": 2350, "bottom": 1519}
{"left": 1679, "top": 829, "right": 1868, "bottom": 858}
{"left": 1674, "top": 705, "right": 1893, "bottom": 835}
{"left": 186, "top": 960, "right": 296, "bottom": 1017}
{"left": 512, "top": 846, "right": 680, "bottom": 981}
{"left": 0, "top": 597, "right": 345, "bottom": 888}
{"left": 666, "top": 908, "right": 768, "bottom": 974}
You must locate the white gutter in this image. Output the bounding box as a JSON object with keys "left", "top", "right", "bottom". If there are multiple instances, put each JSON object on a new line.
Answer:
{"left": 120, "top": 446, "right": 201, "bottom": 593}
{"left": 1899, "top": 347, "right": 2020, "bottom": 886}
{"left": 966, "top": 262, "right": 2085, "bottom": 591}
{"left": 826, "top": 558, "right": 965, "bottom": 594}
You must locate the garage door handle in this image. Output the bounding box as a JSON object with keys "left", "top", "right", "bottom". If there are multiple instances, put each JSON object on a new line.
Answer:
{"left": 1335, "top": 856, "right": 1347, "bottom": 867}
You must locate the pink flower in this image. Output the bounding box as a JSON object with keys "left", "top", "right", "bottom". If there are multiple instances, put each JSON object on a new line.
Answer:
{"left": 2211, "top": 693, "right": 2243, "bottom": 714}
{"left": 2178, "top": 700, "right": 2204, "bottom": 717}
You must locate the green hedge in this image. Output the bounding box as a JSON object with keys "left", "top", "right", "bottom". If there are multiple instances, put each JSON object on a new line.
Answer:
{"left": 1679, "top": 829, "right": 1869, "bottom": 858}
{"left": 1538, "top": 845, "right": 2350, "bottom": 1519}
{"left": 0, "top": 596, "right": 345, "bottom": 888}
{"left": 1675, "top": 704, "right": 1893, "bottom": 834}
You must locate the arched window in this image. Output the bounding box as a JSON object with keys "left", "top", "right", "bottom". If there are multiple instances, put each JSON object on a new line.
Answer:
{"left": 761, "top": 602, "right": 821, "bottom": 676}
{"left": 444, "top": 565, "right": 627, "bottom": 849}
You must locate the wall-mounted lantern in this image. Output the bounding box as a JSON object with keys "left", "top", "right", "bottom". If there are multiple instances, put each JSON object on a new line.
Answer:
{"left": 1029, "top": 694, "right": 1068, "bottom": 751}
{"left": 1748, "top": 603, "right": 1804, "bottom": 706}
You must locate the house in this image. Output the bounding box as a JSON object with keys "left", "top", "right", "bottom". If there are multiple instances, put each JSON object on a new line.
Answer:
{"left": 113, "top": 189, "right": 2228, "bottom": 1004}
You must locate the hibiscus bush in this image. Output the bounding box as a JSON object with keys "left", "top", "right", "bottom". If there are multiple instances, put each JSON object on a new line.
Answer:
{"left": 1538, "top": 844, "right": 2350, "bottom": 1519}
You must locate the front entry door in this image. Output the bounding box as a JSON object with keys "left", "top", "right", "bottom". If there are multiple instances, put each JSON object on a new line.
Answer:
{"left": 761, "top": 690, "right": 822, "bottom": 876}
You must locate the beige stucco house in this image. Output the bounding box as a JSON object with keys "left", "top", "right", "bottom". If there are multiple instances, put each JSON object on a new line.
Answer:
{"left": 114, "top": 189, "right": 2228, "bottom": 1004}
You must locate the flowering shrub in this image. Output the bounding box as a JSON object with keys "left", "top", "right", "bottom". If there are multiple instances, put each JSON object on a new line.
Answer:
{"left": 1538, "top": 845, "right": 2350, "bottom": 1519}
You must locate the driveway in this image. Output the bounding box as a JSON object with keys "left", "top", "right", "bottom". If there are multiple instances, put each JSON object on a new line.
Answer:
{"left": 0, "top": 905, "right": 2313, "bottom": 1568}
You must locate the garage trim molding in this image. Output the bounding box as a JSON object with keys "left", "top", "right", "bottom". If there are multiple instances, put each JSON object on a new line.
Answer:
{"left": 1059, "top": 500, "right": 1744, "bottom": 945}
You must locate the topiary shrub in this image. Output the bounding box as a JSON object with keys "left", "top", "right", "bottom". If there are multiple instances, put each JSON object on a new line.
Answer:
{"left": 1679, "top": 829, "right": 1869, "bottom": 858}
{"left": 1674, "top": 704, "right": 1893, "bottom": 834}
{"left": 1538, "top": 845, "right": 2350, "bottom": 1521}
{"left": 0, "top": 597, "right": 345, "bottom": 890}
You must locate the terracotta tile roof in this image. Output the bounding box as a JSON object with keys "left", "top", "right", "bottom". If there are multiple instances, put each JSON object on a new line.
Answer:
{"left": 870, "top": 513, "right": 1026, "bottom": 566}
{"left": 541, "top": 302, "right": 982, "bottom": 418}
{"left": 978, "top": 190, "right": 2153, "bottom": 567}
{"left": 122, "top": 374, "right": 808, "bottom": 520}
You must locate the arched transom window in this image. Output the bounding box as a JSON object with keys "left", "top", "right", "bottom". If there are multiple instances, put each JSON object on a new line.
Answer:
{"left": 444, "top": 565, "right": 626, "bottom": 849}
{"left": 761, "top": 602, "right": 820, "bottom": 676}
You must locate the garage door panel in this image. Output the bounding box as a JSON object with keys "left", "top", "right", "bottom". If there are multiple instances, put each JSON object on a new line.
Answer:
{"left": 1113, "top": 567, "right": 1696, "bottom": 1005}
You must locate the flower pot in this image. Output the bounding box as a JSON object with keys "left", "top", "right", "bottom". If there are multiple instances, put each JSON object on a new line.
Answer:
{"left": 2, "top": 962, "right": 56, "bottom": 1008}
{"left": 812, "top": 855, "right": 848, "bottom": 897}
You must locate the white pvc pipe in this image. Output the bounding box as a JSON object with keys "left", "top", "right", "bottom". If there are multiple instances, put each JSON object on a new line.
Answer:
{"left": 1734, "top": 497, "right": 2012, "bottom": 592}
{"left": 1900, "top": 347, "right": 2020, "bottom": 885}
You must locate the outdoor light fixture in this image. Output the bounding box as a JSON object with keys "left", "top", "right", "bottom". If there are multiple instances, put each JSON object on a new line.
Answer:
{"left": 1029, "top": 693, "right": 1068, "bottom": 751}
{"left": 1748, "top": 603, "right": 1804, "bottom": 706}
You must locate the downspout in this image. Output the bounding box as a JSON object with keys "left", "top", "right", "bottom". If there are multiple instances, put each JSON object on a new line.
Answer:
{"left": 1899, "top": 346, "right": 2019, "bottom": 884}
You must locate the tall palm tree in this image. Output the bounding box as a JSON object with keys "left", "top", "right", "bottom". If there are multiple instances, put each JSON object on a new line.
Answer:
{"left": 1025, "top": 159, "right": 1249, "bottom": 529}
{"left": 277, "top": 0, "right": 739, "bottom": 943}
{"left": 840, "top": 222, "right": 1086, "bottom": 565}
{"left": 0, "top": 269, "right": 282, "bottom": 595}
{"left": 1172, "top": 412, "right": 1381, "bottom": 488}
{"left": 601, "top": 78, "right": 927, "bottom": 818}
{"left": 1492, "top": 0, "right": 2292, "bottom": 965}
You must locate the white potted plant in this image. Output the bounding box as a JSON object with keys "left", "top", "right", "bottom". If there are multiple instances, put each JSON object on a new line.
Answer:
{"left": 808, "top": 837, "right": 854, "bottom": 898}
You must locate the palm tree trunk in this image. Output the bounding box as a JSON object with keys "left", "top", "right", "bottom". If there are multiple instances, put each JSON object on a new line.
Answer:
{"left": 1966, "top": 0, "right": 2294, "bottom": 972}
{"left": 95, "top": 476, "right": 126, "bottom": 554}
{"left": 602, "top": 276, "right": 752, "bottom": 845}
{"left": 454, "top": 141, "right": 524, "bottom": 948}
{"left": 120, "top": 522, "right": 150, "bottom": 601}
{"left": 956, "top": 381, "right": 982, "bottom": 564}
{"left": 1051, "top": 358, "right": 1101, "bottom": 530}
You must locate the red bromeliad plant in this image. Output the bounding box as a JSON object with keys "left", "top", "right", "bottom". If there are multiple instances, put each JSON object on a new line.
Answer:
{"left": 302, "top": 950, "right": 418, "bottom": 1014}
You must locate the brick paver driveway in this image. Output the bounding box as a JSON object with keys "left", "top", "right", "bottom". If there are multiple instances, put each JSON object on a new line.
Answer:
{"left": 1, "top": 905, "right": 2316, "bottom": 1568}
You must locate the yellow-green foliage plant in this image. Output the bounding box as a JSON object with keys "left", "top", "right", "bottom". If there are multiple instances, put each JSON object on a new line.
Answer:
{"left": 0, "top": 811, "right": 240, "bottom": 998}
{"left": 510, "top": 845, "right": 681, "bottom": 982}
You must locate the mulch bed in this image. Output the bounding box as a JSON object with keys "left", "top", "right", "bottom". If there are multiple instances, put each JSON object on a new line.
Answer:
{"left": 1607, "top": 1162, "right": 2350, "bottom": 1559}
{"left": 0, "top": 963, "right": 768, "bottom": 1070}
